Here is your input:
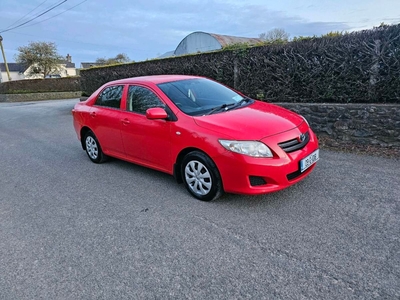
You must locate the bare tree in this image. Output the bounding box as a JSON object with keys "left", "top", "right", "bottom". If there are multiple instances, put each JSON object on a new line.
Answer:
{"left": 259, "top": 28, "right": 290, "bottom": 43}
{"left": 15, "top": 41, "right": 63, "bottom": 78}
{"left": 95, "top": 53, "right": 131, "bottom": 65}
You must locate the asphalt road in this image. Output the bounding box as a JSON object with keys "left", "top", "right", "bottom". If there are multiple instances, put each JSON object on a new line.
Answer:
{"left": 0, "top": 99, "right": 399, "bottom": 299}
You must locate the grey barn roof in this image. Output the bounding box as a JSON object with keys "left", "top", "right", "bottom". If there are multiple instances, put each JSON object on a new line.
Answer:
{"left": 208, "top": 33, "right": 264, "bottom": 47}
{"left": 174, "top": 31, "right": 263, "bottom": 56}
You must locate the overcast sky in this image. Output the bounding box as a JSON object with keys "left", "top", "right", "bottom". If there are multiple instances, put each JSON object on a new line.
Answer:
{"left": 1, "top": 0, "right": 399, "bottom": 67}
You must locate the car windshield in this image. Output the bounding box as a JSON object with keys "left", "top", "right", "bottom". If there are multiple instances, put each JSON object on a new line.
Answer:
{"left": 157, "top": 78, "right": 251, "bottom": 116}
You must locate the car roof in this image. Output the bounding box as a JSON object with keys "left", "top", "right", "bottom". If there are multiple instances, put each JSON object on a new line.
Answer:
{"left": 108, "top": 75, "right": 202, "bottom": 85}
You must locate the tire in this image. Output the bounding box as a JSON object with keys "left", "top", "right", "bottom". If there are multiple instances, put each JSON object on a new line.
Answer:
{"left": 181, "top": 151, "right": 223, "bottom": 201}
{"left": 84, "top": 131, "right": 107, "bottom": 163}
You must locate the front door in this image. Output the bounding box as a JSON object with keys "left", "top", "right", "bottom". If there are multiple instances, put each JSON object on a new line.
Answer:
{"left": 120, "top": 85, "right": 172, "bottom": 173}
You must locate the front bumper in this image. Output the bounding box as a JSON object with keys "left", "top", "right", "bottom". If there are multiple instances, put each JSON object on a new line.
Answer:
{"left": 214, "top": 126, "right": 319, "bottom": 195}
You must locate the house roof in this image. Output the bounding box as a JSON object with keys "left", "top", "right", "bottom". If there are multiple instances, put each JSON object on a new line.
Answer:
{"left": 65, "top": 61, "right": 76, "bottom": 68}
{"left": 59, "top": 60, "right": 76, "bottom": 68}
{"left": 1, "top": 61, "right": 76, "bottom": 72}
{"left": 0, "top": 63, "right": 28, "bottom": 73}
{"left": 80, "top": 62, "right": 102, "bottom": 68}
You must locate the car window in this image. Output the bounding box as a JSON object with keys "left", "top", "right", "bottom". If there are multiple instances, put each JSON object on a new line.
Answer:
{"left": 127, "top": 85, "right": 166, "bottom": 114}
{"left": 157, "top": 78, "right": 245, "bottom": 116}
{"left": 95, "top": 85, "right": 124, "bottom": 109}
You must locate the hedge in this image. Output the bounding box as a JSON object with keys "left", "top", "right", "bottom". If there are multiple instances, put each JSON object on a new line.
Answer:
{"left": 80, "top": 24, "right": 400, "bottom": 103}
{"left": 0, "top": 77, "right": 81, "bottom": 94}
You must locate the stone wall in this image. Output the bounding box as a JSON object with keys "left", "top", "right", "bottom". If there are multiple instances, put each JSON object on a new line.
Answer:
{"left": 0, "top": 94, "right": 398, "bottom": 151}
{"left": 279, "top": 103, "right": 400, "bottom": 149}
{"left": 0, "top": 91, "right": 81, "bottom": 102}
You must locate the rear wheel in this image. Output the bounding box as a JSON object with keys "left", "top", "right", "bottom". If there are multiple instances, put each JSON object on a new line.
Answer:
{"left": 84, "top": 131, "right": 107, "bottom": 163}
{"left": 181, "top": 151, "right": 223, "bottom": 201}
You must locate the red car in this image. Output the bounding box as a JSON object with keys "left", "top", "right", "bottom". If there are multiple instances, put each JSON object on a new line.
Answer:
{"left": 72, "top": 75, "right": 319, "bottom": 201}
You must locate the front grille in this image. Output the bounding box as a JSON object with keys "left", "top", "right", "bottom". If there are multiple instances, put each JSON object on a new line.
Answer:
{"left": 249, "top": 176, "right": 267, "bottom": 186}
{"left": 278, "top": 131, "right": 310, "bottom": 153}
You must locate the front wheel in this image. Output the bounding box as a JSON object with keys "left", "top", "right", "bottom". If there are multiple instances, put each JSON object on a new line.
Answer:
{"left": 84, "top": 131, "right": 107, "bottom": 163}
{"left": 181, "top": 151, "right": 223, "bottom": 201}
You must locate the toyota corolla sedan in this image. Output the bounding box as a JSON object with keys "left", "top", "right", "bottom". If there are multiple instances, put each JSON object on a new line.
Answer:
{"left": 72, "top": 75, "right": 319, "bottom": 201}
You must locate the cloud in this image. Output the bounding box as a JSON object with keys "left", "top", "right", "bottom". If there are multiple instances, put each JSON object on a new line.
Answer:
{"left": 0, "top": 0, "right": 398, "bottom": 64}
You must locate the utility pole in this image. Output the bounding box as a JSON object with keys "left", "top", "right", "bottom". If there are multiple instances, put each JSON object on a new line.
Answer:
{"left": 0, "top": 35, "right": 12, "bottom": 81}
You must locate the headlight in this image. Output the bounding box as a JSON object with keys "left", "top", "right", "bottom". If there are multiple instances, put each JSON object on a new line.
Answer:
{"left": 219, "top": 140, "right": 273, "bottom": 157}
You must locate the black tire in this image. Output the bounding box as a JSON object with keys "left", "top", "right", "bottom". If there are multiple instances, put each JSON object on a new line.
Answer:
{"left": 84, "top": 131, "right": 107, "bottom": 163}
{"left": 181, "top": 151, "right": 223, "bottom": 201}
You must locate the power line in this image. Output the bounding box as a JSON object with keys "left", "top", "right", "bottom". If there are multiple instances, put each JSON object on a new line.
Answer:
{"left": 4, "top": 0, "right": 49, "bottom": 30}
{"left": 0, "top": 0, "right": 68, "bottom": 34}
{"left": 19, "top": 0, "right": 88, "bottom": 29}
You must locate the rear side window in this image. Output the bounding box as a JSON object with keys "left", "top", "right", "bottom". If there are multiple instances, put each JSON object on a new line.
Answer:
{"left": 95, "top": 85, "right": 124, "bottom": 108}
{"left": 127, "top": 85, "right": 165, "bottom": 114}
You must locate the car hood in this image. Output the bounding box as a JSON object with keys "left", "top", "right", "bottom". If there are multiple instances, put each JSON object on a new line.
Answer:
{"left": 193, "top": 101, "right": 304, "bottom": 140}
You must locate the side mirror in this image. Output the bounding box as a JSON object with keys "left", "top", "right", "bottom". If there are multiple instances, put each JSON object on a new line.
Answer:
{"left": 146, "top": 107, "right": 168, "bottom": 120}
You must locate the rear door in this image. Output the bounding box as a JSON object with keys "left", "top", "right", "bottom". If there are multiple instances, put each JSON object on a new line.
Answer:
{"left": 89, "top": 84, "right": 126, "bottom": 157}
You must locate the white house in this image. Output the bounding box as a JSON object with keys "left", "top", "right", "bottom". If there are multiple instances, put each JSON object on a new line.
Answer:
{"left": 0, "top": 63, "right": 27, "bottom": 82}
{"left": 60, "top": 54, "right": 77, "bottom": 77}
{"left": 0, "top": 54, "right": 76, "bottom": 82}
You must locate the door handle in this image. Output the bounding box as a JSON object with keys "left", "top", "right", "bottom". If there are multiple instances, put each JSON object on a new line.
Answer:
{"left": 121, "top": 118, "right": 130, "bottom": 125}
{"left": 90, "top": 112, "right": 96, "bottom": 117}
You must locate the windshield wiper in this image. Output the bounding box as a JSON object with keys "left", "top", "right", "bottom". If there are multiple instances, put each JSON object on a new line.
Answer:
{"left": 206, "top": 98, "right": 253, "bottom": 115}
{"left": 221, "top": 98, "right": 253, "bottom": 111}
{"left": 235, "top": 97, "right": 252, "bottom": 107}
{"left": 206, "top": 103, "right": 236, "bottom": 115}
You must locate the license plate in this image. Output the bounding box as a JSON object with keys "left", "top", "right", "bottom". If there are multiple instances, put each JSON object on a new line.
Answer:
{"left": 300, "top": 149, "right": 319, "bottom": 172}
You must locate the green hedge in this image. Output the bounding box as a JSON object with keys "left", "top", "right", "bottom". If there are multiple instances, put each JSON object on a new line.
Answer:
{"left": 0, "top": 77, "right": 81, "bottom": 94}
{"left": 80, "top": 24, "right": 400, "bottom": 103}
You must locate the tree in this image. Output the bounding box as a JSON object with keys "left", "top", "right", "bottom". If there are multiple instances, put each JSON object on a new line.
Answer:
{"left": 321, "top": 31, "right": 344, "bottom": 38}
{"left": 259, "top": 28, "right": 290, "bottom": 43}
{"left": 15, "top": 41, "right": 63, "bottom": 78}
{"left": 95, "top": 53, "right": 131, "bottom": 65}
